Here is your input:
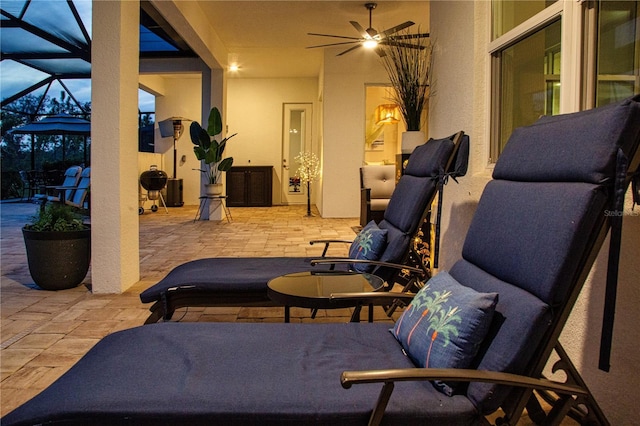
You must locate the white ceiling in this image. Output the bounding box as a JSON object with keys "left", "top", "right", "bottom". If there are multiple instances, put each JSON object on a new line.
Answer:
{"left": 194, "top": 1, "right": 430, "bottom": 78}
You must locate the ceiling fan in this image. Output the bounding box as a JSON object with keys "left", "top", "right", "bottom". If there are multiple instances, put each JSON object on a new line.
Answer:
{"left": 307, "top": 2, "right": 429, "bottom": 56}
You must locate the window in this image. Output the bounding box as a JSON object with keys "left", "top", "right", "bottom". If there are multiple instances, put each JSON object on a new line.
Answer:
{"left": 586, "top": 1, "right": 640, "bottom": 108}
{"left": 492, "top": 0, "right": 558, "bottom": 39}
{"left": 490, "top": 0, "right": 639, "bottom": 163}
{"left": 491, "top": 15, "right": 561, "bottom": 161}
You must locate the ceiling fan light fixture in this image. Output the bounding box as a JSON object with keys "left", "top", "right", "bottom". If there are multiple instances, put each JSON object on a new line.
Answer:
{"left": 363, "top": 39, "right": 378, "bottom": 49}
{"left": 307, "top": 2, "right": 427, "bottom": 56}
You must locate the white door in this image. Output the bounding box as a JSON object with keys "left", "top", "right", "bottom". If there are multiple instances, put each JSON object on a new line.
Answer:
{"left": 281, "top": 103, "right": 313, "bottom": 205}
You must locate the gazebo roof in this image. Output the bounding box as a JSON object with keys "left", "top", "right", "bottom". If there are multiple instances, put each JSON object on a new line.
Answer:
{"left": 8, "top": 114, "right": 91, "bottom": 136}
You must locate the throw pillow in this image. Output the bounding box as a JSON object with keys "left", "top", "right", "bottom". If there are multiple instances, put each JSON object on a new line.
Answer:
{"left": 348, "top": 220, "right": 388, "bottom": 273}
{"left": 391, "top": 271, "right": 498, "bottom": 395}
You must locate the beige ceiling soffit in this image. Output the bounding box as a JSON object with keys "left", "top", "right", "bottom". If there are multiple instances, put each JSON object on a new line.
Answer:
{"left": 149, "top": 0, "right": 227, "bottom": 71}
{"left": 139, "top": 75, "right": 167, "bottom": 97}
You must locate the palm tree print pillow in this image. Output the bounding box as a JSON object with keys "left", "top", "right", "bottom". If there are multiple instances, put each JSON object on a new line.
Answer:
{"left": 348, "top": 220, "right": 388, "bottom": 273}
{"left": 391, "top": 271, "right": 498, "bottom": 395}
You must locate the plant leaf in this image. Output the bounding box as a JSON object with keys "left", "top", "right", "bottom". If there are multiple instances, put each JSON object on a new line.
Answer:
{"left": 189, "top": 122, "right": 203, "bottom": 145}
{"left": 199, "top": 128, "right": 211, "bottom": 150}
{"left": 210, "top": 140, "right": 221, "bottom": 161}
{"left": 218, "top": 157, "right": 234, "bottom": 172}
{"left": 208, "top": 107, "right": 223, "bottom": 137}
{"left": 205, "top": 149, "right": 218, "bottom": 164}
{"left": 193, "top": 146, "right": 207, "bottom": 161}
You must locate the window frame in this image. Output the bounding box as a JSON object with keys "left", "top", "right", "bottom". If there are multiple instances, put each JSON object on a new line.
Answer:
{"left": 488, "top": 0, "right": 583, "bottom": 163}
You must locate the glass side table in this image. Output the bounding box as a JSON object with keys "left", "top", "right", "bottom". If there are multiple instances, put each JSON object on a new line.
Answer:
{"left": 267, "top": 271, "right": 384, "bottom": 323}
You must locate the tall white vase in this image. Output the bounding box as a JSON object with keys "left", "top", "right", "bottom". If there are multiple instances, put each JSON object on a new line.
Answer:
{"left": 401, "top": 131, "right": 426, "bottom": 154}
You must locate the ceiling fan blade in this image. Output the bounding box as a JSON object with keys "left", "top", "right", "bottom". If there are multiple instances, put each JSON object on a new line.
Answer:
{"left": 307, "top": 41, "right": 359, "bottom": 49}
{"left": 337, "top": 44, "right": 362, "bottom": 56}
{"left": 375, "top": 47, "right": 387, "bottom": 57}
{"left": 307, "top": 32, "right": 361, "bottom": 41}
{"left": 381, "top": 40, "right": 426, "bottom": 50}
{"left": 389, "top": 32, "right": 430, "bottom": 40}
{"left": 379, "top": 21, "right": 415, "bottom": 38}
{"left": 350, "top": 21, "right": 370, "bottom": 39}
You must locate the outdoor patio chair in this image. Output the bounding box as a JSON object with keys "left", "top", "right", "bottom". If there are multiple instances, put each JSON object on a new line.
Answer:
{"left": 64, "top": 167, "right": 90, "bottom": 210}
{"left": 140, "top": 131, "right": 468, "bottom": 324}
{"left": 4, "top": 96, "right": 638, "bottom": 426}
{"left": 33, "top": 165, "right": 82, "bottom": 205}
{"left": 18, "top": 171, "right": 36, "bottom": 201}
{"left": 359, "top": 164, "right": 396, "bottom": 227}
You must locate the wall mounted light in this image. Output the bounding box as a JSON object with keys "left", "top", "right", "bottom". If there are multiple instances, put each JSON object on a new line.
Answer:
{"left": 374, "top": 104, "right": 400, "bottom": 125}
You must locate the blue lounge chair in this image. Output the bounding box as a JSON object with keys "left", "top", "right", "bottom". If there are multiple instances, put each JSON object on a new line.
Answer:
{"left": 140, "top": 131, "right": 468, "bottom": 323}
{"left": 4, "top": 96, "right": 639, "bottom": 426}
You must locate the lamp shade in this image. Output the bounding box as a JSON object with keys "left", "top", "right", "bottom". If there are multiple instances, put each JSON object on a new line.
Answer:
{"left": 374, "top": 104, "right": 400, "bottom": 125}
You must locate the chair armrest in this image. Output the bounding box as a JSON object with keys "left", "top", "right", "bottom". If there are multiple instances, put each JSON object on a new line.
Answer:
{"left": 309, "top": 240, "right": 353, "bottom": 257}
{"left": 309, "top": 239, "right": 353, "bottom": 245}
{"left": 340, "top": 367, "right": 588, "bottom": 426}
{"left": 341, "top": 367, "right": 587, "bottom": 397}
{"left": 310, "top": 258, "right": 426, "bottom": 277}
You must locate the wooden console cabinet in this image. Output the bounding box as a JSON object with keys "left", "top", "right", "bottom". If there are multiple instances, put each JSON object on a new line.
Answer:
{"left": 226, "top": 166, "right": 273, "bottom": 207}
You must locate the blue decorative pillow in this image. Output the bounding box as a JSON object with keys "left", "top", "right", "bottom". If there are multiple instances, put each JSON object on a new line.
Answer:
{"left": 391, "top": 271, "right": 498, "bottom": 395}
{"left": 348, "top": 220, "right": 388, "bottom": 273}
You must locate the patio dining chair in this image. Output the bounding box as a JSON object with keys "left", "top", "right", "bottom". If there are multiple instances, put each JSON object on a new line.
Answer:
{"left": 4, "top": 96, "right": 638, "bottom": 426}
{"left": 139, "top": 131, "right": 468, "bottom": 324}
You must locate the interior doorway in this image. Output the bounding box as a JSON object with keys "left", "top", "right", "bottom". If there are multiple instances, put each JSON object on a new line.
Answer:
{"left": 281, "top": 103, "right": 313, "bottom": 205}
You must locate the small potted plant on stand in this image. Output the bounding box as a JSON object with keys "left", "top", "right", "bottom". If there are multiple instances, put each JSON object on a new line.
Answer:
{"left": 380, "top": 29, "right": 432, "bottom": 154}
{"left": 22, "top": 203, "right": 91, "bottom": 290}
{"left": 191, "top": 107, "right": 236, "bottom": 196}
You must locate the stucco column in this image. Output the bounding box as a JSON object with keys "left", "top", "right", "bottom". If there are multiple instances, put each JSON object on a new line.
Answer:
{"left": 91, "top": 0, "right": 140, "bottom": 293}
{"left": 201, "top": 67, "right": 225, "bottom": 220}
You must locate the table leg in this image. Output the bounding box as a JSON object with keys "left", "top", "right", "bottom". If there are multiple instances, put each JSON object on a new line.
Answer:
{"left": 194, "top": 197, "right": 207, "bottom": 222}
{"left": 350, "top": 305, "right": 362, "bottom": 323}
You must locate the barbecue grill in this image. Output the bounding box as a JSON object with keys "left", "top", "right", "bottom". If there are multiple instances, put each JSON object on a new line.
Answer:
{"left": 139, "top": 166, "right": 168, "bottom": 214}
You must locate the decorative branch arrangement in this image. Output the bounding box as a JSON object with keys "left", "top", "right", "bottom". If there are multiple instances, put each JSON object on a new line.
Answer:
{"left": 379, "top": 29, "right": 433, "bottom": 132}
{"left": 295, "top": 151, "right": 320, "bottom": 216}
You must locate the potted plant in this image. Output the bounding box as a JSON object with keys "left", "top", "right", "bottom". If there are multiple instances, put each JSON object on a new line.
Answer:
{"left": 191, "top": 107, "right": 237, "bottom": 195}
{"left": 22, "top": 203, "right": 91, "bottom": 290}
{"left": 379, "top": 29, "right": 432, "bottom": 153}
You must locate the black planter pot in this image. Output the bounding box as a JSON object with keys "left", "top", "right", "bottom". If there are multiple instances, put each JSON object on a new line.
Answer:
{"left": 22, "top": 226, "right": 91, "bottom": 290}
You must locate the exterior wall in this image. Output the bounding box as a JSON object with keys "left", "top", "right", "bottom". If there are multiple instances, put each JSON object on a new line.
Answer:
{"left": 153, "top": 76, "right": 202, "bottom": 205}
{"left": 321, "top": 48, "right": 389, "bottom": 218}
{"left": 432, "top": 2, "right": 640, "bottom": 422}
{"left": 429, "top": 0, "right": 488, "bottom": 273}
{"left": 226, "top": 77, "right": 318, "bottom": 205}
